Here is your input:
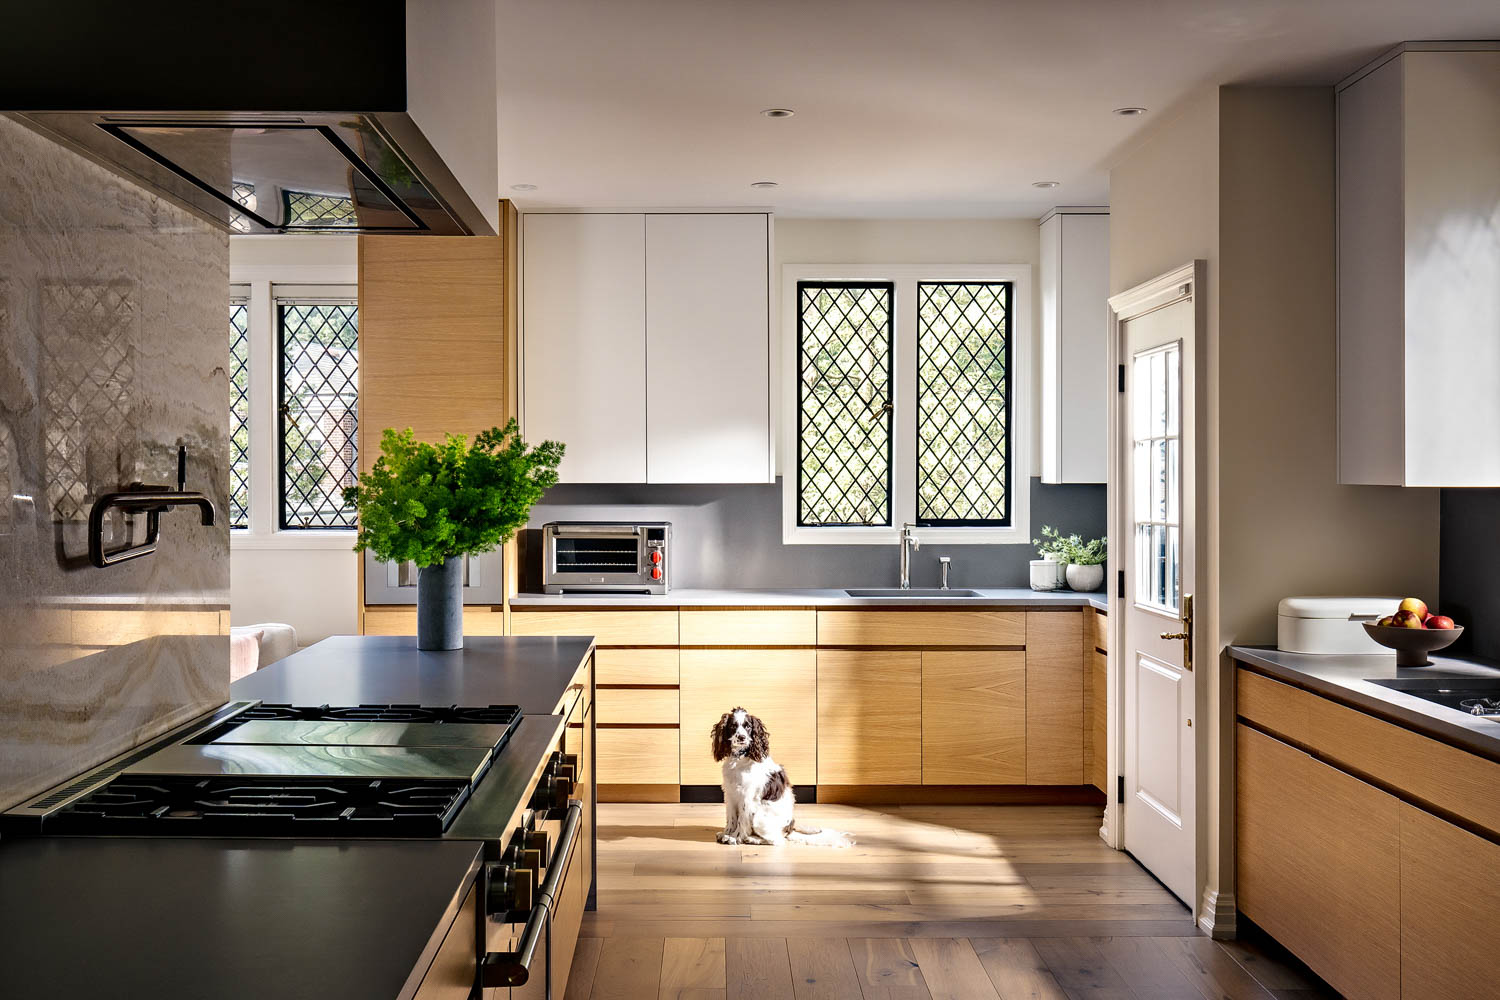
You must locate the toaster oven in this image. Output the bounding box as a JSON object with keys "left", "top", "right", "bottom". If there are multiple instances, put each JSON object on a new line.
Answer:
{"left": 542, "top": 521, "right": 671, "bottom": 594}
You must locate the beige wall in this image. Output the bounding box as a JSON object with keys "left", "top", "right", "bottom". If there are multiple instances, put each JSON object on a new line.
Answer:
{"left": 775, "top": 218, "right": 1043, "bottom": 472}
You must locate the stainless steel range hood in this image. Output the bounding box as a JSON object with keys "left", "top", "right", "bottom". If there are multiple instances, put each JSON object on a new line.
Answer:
{"left": 1, "top": 0, "right": 498, "bottom": 236}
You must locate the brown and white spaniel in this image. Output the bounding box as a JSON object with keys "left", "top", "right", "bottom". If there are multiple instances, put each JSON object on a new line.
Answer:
{"left": 709, "top": 707, "right": 852, "bottom": 847}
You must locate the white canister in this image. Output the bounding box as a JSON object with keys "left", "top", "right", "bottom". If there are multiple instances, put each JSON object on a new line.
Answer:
{"left": 1030, "top": 559, "right": 1066, "bottom": 591}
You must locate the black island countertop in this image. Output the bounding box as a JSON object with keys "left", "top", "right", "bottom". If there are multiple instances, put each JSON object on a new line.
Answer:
{"left": 1229, "top": 644, "right": 1500, "bottom": 760}
{"left": 0, "top": 635, "right": 594, "bottom": 1000}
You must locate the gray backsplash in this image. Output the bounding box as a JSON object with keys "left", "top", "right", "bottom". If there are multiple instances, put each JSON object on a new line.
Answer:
{"left": 1440, "top": 487, "right": 1500, "bottom": 662}
{"left": 521, "top": 476, "right": 1105, "bottom": 591}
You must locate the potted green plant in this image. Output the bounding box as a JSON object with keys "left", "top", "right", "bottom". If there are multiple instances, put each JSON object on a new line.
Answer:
{"left": 1034, "top": 526, "right": 1108, "bottom": 592}
{"left": 1029, "top": 527, "right": 1069, "bottom": 591}
{"left": 344, "top": 420, "right": 563, "bottom": 650}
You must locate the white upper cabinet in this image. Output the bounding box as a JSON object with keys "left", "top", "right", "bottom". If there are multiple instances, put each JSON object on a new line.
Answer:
{"left": 522, "top": 213, "right": 772, "bottom": 484}
{"left": 1039, "top": 209, "right": 1110, "bottom": 484}
{"left": 522, "top": 213, "right": 648, "bottom": 483}
{"left": 645, "top": 214, "right": 771, "bottom": 483}
{"left": 1337, "top": 46, "right": 1500, "bottom": 487}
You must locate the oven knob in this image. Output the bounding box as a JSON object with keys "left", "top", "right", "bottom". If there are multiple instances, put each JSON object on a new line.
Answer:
{"left": 650, "top": 550, "right": 662, "bottom": 565}
{"left": 486, "top": 861, "right": 534, "bottom": 914}
{"left": 651, "top": 566, "right": 663, "bottom": 581}
{"left": 530, "top": 774, "right": 567, "bottom": 811}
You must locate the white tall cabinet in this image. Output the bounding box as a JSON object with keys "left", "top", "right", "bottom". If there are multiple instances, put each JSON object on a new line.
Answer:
{"left": 1337, "top": 44, "right": 1500, "bottom": 487}
{"left": 522, "top": 212, "right": 772, "bottom": 484}
{"left": 1039, "top": 208, "right": 1110, "bottom": 484}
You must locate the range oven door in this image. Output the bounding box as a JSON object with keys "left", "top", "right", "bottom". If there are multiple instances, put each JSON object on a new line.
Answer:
{"left": 481, "top": 799, "right": 585, "bottom": 999}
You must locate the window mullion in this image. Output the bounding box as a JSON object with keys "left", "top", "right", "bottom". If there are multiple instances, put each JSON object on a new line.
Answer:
{"left": 248, "top": 279, "right": 276, "bottom": 535}
{"left": 893, "top": 276, "right": 919, "bottom": 528}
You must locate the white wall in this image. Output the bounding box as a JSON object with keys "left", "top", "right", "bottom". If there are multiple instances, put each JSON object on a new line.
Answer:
{"left": 228, "top": 235, "right": 361, "bottom": 644}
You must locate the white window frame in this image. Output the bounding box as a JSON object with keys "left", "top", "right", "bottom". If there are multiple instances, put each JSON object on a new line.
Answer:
{"left": 229, "top": 260, "right": 359, "bottom": 552}
{"left": 780, "top": 263, "right": 1031, "bottom": 546}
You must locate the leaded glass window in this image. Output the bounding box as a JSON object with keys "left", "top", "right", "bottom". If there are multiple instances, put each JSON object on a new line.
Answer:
{"left": 282, "top": 190, "right": 358, "bottom": 228}
{"left": 229, "top": 298, "right": 250, "bottom": 528}
{"left": 916, "top": 281, "right": 1011, "bottom": 525}
{"left": 797, "top": 282, "right": 894, "bottom": 526}
{"left": 278, "top": 302, "right": 358, "bottom": 529}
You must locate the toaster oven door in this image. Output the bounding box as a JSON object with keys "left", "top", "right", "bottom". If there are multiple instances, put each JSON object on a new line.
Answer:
{"left": 544, "top": 527, "right": 645, "bottom": 591}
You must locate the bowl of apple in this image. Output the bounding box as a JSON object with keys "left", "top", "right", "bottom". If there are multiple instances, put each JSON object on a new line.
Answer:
{"left": 1362, "top": 598, "right": 1463, "bottom": 667}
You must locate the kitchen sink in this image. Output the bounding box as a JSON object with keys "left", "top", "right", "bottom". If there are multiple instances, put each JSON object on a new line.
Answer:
{"left": 844, "top": 588, "right": 983, "bottom": 598}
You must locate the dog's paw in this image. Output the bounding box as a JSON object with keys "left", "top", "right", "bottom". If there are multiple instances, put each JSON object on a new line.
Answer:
{"left": 742, "top": 834, "right": 770, "bottom": 845}
{"left": 715, "top": 832, "right": 739, "bottom": 845}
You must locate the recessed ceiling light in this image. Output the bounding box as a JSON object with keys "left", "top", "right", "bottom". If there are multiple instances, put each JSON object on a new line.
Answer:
{"left": 1113, "top": 107, "right": 1148, "bottom": 116}
{"left": 761, "top": 108, "right": 795, "bottom": 119}
{"left": 1031, "top": 180, "right": 1061, "bottom": 189}
{"left": 750, "top": 180, "right": 779, "bottom": 189}
{"left": 510, "top": 183, "right": 537, "bottom": 192}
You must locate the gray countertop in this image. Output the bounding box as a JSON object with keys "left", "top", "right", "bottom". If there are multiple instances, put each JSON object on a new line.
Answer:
{"left": 1229, "top": 644, "right": 1500, "bottom": 760}
{"left": 510, "top": 586, "right": 1110, "bottom": 612}
{"left": 0, "top": 635, "right": 594, "bottom": 1000}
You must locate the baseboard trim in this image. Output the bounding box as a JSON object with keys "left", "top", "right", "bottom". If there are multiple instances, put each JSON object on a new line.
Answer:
{"left": 816, "top": 785, "right": 1106, "bottom": 806}
{"left": 598, "top": 784, "right": 680, "bottom": 803}
{"left": 1198, "top": 887, "right": 1237, "bottom": 939}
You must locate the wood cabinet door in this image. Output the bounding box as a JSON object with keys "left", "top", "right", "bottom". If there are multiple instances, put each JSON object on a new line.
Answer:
{"left": 921, "top": 650, "right": 1025, "bottom": 785}
{"left": 1025, "top": 611, "right": 1083, "bottom": 784}
{"left": 521, "top": 213, "right": 647, "bottom": 483}
{"left": 644, "top": 213, "right": 771, "bottom": 483}
{"left": 1400, "top": 803, "right": 1500, "bottom": 999}
{"left": 816, "top": 650, "right": 921, "bottom": 785}
{"left": 678, "top": 649, "right": 817, "bottom": 786}
{"left": 1236, "top": 724, "right": 1400, "bottom": 1000}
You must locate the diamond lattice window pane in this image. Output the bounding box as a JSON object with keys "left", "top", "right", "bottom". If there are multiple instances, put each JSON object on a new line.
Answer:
{"left": 229, "top": 301, "right": 251, "bottom": 528}
{"left": 797, "top": 282, "right": 893, "bottom": 526}
{"left": 916, "top": 281, "right": 1011, "bottom": 525}
{"left": 283, "top": 190, "right": 357, "bottom": 228}
{"left": 279, "top": 303, "right": 358, "bottom": 529}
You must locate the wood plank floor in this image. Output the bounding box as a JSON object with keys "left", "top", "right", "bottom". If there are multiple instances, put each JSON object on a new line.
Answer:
{"left": 568, "top": 803, "right": 1338, "bottom": 999}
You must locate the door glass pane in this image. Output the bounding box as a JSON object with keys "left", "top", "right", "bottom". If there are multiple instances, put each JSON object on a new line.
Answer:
{"left": 1132, "top": 342, "right": 1182, "bottom": 613}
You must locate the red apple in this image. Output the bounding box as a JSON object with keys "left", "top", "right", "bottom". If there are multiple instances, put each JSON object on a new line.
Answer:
{"left": 1391, "top": 609, "right": 1425, "bottom": 629}
{"left": 1398, "top": 597, "right": 1429, "bottom": 619}
{"left": 1377, "top": 615, "right": 1396, "bottom": 627}
{"left": 1426, "top": 614, "right": 1456, "bottom": 630}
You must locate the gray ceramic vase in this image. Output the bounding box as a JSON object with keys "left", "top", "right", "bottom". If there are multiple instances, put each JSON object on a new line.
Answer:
{"left": 417, "top": 556, "right": 464, "bottom": 650}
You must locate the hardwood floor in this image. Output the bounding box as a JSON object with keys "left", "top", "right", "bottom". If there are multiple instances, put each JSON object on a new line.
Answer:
{"left": 568, "top": 803, "right": 1337, "bottom": 999}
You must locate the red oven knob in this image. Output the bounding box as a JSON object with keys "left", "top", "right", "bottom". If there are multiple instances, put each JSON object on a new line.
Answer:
{"left": 650, "top": 550, "right": 662, "bottom": 565}
{"left": 651, "top": 566, "right": 662, "bottom": 581}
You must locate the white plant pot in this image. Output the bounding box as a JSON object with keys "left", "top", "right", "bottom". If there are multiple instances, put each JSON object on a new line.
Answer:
{"left": 1066, "top": 563, "right": 1105, "bottom": 592}
{"left": 1030, "top": 559, "right": 1067, "bottom": 592}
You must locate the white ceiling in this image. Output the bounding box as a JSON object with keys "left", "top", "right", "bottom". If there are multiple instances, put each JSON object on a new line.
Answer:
{"left": 497, "top": 0, "right": 1500, "bottom": 218}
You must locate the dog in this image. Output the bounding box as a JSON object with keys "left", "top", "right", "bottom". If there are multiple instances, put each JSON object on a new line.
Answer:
{"left": 710, "top": 707, "right": 852, "bottom": 847}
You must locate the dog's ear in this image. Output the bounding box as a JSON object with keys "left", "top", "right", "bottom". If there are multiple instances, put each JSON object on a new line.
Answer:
{"left": 747, "top": 713, "right": 770, "bottom": 762}
{"left": 710, "top": 711, "right": 734, "bottom": 762}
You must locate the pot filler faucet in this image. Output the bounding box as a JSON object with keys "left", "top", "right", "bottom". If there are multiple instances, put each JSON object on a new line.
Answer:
{"left": 899, "top": 522, "right": 921, "bottom": 590}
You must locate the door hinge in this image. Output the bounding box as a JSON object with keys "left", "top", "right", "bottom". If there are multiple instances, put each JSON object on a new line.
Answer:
{"left": 1117, "top": 774, "right": 1125, "bottom": 804}
{"left": 1117, "top": 364, "right": 1125, "bottom": 392}
{"left": 1117, "top": 570, "right": 1125, "bottom": 599}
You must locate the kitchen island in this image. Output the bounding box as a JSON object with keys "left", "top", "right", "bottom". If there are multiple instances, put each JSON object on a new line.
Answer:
{"left": 0, "top": 635, "right": 594, "bottom": 1000}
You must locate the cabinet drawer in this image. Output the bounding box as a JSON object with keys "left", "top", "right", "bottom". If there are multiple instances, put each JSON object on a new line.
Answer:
{"left": 597, "top": 688, "right": 678, "bottom": 725}
{"left": 597, "top": 728, "right": 679, "bottom": 784}
{"left": 816, "top": 610, "right": 1024, "bottom": 646}
{"left": 595, "top": 647, "right": 679, "bottom": 685}
{"left": 1086, "top": 606, "right": 1108, "bottom": 653}
{"left": 363, "top": 608, "right": 505, "bottom": 637}
{"left": 1400, "top": 803, "right": 1500, "bottom": 998}
{"left": 413, "top": 884, "right": 478, "bottom": 1000}
{"left": 679, "top": 608, "right": 815, "bottom": 646}
{"left": 510, "top": 610, "right": 678, "bottom": 645}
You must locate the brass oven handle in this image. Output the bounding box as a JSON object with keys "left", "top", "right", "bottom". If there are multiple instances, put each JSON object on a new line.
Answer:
{"left": 480, "top": 799, "right": 583, "bottom": 988}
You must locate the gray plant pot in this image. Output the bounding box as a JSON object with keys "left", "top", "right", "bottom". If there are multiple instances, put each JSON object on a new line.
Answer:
{"left": 417, "top": 556, "right": 464, "bottom": 650}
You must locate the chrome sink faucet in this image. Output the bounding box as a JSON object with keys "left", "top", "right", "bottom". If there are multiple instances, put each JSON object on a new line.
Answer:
{"left": 899, "top": 522, "right": 921, "bottom": 589}
{"left": 939, "top": 556, "right": 952, "bottom": 591}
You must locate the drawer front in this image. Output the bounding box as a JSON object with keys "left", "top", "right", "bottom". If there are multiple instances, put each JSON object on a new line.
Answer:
{"left": 362, "top": 608, "right": 505, "bottom": 637}
{"left": 1086, "top": 606, "right": 1108, "bottom": 653}
{"left": 595, "top": 647, "right": 679, "bottom": 685}
{"left": 679, "top": 609, "right": 816, "bottom": 646}
{"left": 510, "top": 609, "right": 679, "bottom": 645}
{"left": 597, "top": 728, "right": 680, "bottom": 784}
{"left": 678, "top": 649, "right": 817, "bottom": 786}
{"left": 816, "top": 610, "right": 1025, "bottom": 646}
{"left": 597, "top": 687, "right": 678, "bottom": 725}
{"left": 1235, "top": 669, "right": 1313, "bottom": 742}
{"left": 413, "top": 884, "right": 479, "bottom": 1000}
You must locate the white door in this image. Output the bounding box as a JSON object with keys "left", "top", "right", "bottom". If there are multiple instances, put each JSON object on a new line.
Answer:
{"left": 1112, "top": 266, "right": 1199, "bottom": 906}
{"left": 522, "top": 213, "right": 647, "bottom": 483}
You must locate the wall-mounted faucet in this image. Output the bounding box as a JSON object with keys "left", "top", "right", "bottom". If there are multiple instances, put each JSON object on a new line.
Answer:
{"left": 87, "top": 445, "right": 216, "bottom": 568}
{"left": 899, "top": 522, "right": 921, "bottom": 590}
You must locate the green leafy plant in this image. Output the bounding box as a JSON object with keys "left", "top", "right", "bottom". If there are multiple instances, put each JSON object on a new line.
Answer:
{"left": 343, "top": 420, "right": 563, "bottom": 567}
{"left": 1033, "top": 525, "right": 1107, "bottom": 566}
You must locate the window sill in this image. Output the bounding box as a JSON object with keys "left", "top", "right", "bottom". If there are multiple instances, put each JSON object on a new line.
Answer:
{"left": 782, "top": 523, "right": 1032, "bottom": 546}
{"left": 231, "top": 530, "right": 357, "bottom": 552}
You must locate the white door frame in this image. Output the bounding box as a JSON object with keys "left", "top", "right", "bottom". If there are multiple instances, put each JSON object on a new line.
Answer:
{"left": 1103, "top": 260, "right": 1210, "bottom": 919}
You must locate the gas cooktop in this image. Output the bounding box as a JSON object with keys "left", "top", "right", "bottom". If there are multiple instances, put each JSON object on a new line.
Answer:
{"left": 237, "top": 703, "right": 522, "bottom": 725}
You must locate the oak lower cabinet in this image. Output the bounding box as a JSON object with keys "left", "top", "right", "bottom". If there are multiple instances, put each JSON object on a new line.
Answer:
{"left": 1399, "top": 804, "right": 1500, "bottom": 999}
{"left": 816, "top": 650, "right": 921, "bottom": 785}
{"left": 921, "top": 650, "right": 1025, "bottom": 784}
{"left": 1024, "top": 610, "right": 1084, "bottom": 784}
{"left": 679, "top": 649, "right": 817, "bottom": 787}
{"left": 1236, "top": 723, "right": 1401, "bottom": 1000}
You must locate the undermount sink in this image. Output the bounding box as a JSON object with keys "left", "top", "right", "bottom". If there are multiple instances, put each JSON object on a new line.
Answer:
{"left": 844, "top": 588, "right": 983, "bottom": 598}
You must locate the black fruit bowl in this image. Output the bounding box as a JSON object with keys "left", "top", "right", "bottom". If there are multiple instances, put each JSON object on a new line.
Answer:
{"left": 1362, "top": 623, "right": 1464, "bottom": 667}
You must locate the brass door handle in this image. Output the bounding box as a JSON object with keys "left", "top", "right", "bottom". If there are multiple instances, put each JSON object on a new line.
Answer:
{"left": 1160, "top": 631, "right": 1189, "bottom": 640}
{"left": 1163, "top": 593, "right": 1193, "bottom": 671}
